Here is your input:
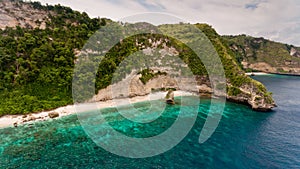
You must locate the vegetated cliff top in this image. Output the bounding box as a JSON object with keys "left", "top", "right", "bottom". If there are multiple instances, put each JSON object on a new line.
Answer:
{"left": 0, "top": 0, "right": 275, "bottom": 115}
{"left": 223, "top": 34, "right": 300, "bottom": 74}
{"left": 0, "top": 0, "right": 111, "bottom": 30}
{"left": 0, "top": 0, "right": 109, "bottom": 116}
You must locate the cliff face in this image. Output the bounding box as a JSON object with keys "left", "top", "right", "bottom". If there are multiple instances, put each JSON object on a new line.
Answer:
{"left": 92, "top": 74, "right": 182, "bottom": 101}
{"left": 290, "top": 47, "right": 300, "bottom": 57}
{"left": 0, "top": 0, "right": 51, "bottom": 29}
{"left": 89, "top": 23, "right": 276, "bottom": 111}
{"left": 226, "top": 81, "right": 276, "bottom": 111}
{"left": 223, "top": 35, "right": 300, "bottom": 75}
{"left": 92, "top": 72, "right": 275, "bottom": 111}
{"left": 241, "top": 61, "right": 300, "bottom": 74}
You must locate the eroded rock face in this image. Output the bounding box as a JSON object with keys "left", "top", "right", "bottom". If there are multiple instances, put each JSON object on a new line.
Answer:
{"left": 290, "top": 47, "right": 300, "bottom": 57}
{"left": 227, "top": 83, "right": 276, "bottom": 112}
{"left": 198, "top": 84, "right": 212, "bottom": 96}
{"left": 91, "top": 72, "right": 181, "bottom": 102}
{"left": 165, "top": 90, "right": 175, "bottom": 104}
{"left": 242, "top": 62, "right": 277, "bottom": 72}
{"left": 242, "top": 61, "right": 300, "bottom": 74}
{"left": 249, "top": 96, "right": 277, "bottom": 112}
{"left": 0, "top": 0, "right": 52, "bottom": 29}
{"left": 227, "top": 95, "right": 276, "bottom": 112}
{"left": 92, "top": 73, "right": 275, "bottom": 112}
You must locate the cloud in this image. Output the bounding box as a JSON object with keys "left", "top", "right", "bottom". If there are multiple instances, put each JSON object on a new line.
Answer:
{"left": 245, "top": 3, "right": 258, "bottom": 10}
{"left": 37, "top": 0, "right": 147, "bottom": 19}
{"left": 245, "top": 0, "right": 268, "bottom": 10}
{"left": 36, "top": 0, "right": 300, "bottom": 46}
{"left": 134, "top": 0, "right": 165, "bottom": 11}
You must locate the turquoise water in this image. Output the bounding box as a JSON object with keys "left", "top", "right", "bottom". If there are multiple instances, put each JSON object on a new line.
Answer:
{"left": 1, "top": 75, "right": 300, "bottom": 168}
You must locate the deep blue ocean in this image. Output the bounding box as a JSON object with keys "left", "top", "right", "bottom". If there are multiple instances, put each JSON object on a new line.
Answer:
{"left": 0, "top": 75, "right": 299, "bottom": 169}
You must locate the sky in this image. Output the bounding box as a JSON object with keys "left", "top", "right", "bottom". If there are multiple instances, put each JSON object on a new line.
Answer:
{"left": 36, "top": 0, "right": 300, "bottom": 46}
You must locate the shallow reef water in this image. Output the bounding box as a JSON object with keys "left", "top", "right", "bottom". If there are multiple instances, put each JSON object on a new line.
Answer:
{"left": 1, "top": 75, "right": 299, "bottom": 168}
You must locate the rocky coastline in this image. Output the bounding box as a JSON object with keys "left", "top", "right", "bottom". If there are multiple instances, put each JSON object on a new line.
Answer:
{"left": 91, "top": 74, "right": 276, "bottom": 112}
{"left": 0, "top": 91, "right": 196, "bottom": 128}
{"left": 0, "top": 72, "right": 277, "bottom": 129}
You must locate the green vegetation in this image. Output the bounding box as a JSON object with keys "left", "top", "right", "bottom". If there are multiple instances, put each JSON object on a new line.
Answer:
{"left": 0, "top": 1, "right": 274, "bottom": 116}
{"left": 0, "top": 84, "right": 72, "bottom": 115}
{"left": 194, "top": 24, "right": 251, "bottom": 87}
{"left": 227, "top": 86, "right": 242, "bottom": 96}
{"left": 138, "top": 69, "right": 167, "bottom": 84}
{"left": 195, "top": 24, "right": 273, "bottom": 103}
{"left": 0, "top": 2, "right": 108, "bottom": 116}
{"left": 223, "top": 34, "right": 300, "bottom": 72}
{"left": 91, "top": 30, "right": 208, "bottom": 93}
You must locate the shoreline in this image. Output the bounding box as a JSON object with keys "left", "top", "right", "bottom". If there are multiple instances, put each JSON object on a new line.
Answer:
{"left": 268, "top": 72, "right": 300, "bottom": 77}
{"left": 245, "top": 72, "right": 300, "bottom": 76}
{"left": 0, "top": 91, "right": 196, "bottom": 129}
{"left": 245, "top": 72, "right": 270, "bottom": 76}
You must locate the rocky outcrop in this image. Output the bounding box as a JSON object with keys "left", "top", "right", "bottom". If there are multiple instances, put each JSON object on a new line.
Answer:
{"left": 227, "top": 94, "right": 276, "bottom": 111}
{"left": 92, "top": 73, "right": 275, "bottom": 112}
{"left": 2, "top": 105, "right": 75, "bottom": 128}
{"left": 227, "top": 82, "right": 276, "bottom": 112}
{"left": 242, "top": 61, "right": 300, "bottom": 74}
{"left": 48, "top": 112, "right": 59, "bottom": 118}
{"left": 242, "top": 62, "right": 277, "bottom": 72}
{"left": 91, "top": 71, "right": 210, "bottom": 102}
{"left": 91, "top": 72, "right": 182, "bottom": 102}
{"left": 198, "top": 84, "right": 213, "bottom": 96}
{"left": 228, "top": 95, "right": 276, "bottom": 111}
{"left": 165, "top": 90, "right": 175, "bottom": 104}
{"left": 0, "top": 0, "right": 52, "bottom": 29}
{"left": 290, "top": 47, "right": 300, "bottom": 57}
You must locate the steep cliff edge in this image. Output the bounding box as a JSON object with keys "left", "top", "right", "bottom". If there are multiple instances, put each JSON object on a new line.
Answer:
{"left": 0, "top": 0, "right": 51, "bottom": 29}
{"left": 196, "top": 25, "right": 276, "bottom": 111}
{"left": 92, "top": 72, "right": 275, "bottom": 111}
{"left": 89, "top": 23, "right": 276, "bottom": 111}
{"left": 223, "top": 35, "right": 300, "bottom": 75}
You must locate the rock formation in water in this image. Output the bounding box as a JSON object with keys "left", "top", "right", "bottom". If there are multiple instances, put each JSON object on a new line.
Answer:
{"left": 91, "top": 72, "right": 276, "bottom": 111}
{"left": 165, "top": 89, "right": 175, "bottom": 105}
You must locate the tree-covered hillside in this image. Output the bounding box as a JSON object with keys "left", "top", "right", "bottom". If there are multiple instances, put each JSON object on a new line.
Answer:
{"left": 223, "top": 35, "right": 300, "bottom": 74}
{"left": 0, "top": 0, "right": 275, "bottom": 116}
{"left": 0, "top": 1, "right": 108, "bottom": 115}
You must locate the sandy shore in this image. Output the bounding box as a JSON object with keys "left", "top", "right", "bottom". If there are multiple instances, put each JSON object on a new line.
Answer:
{"left": 0, "top": 91, "right": 195, "bottom": 129}
{"left": 245, "top": 72, "right": 270, "bottom": 76}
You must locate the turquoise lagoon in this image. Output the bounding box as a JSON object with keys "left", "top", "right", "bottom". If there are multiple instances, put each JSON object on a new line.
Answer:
{"left": 0, "top": 75, "right": 300, "bottom": 168}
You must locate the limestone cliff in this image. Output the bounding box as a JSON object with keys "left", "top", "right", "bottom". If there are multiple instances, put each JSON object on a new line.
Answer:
{"left": 0, "top": 0, "right": 51, "bottom": 29}
{"left": 226, "top": 81, "right": 276, "bottom": 111}
{"left": 92, "top": 72, "right": 276, "bottom": 111}
{"left": 89, "top": 23, "right": 277, "bottom": 112}
{"left": 223, "top": 35, "right": 300, "bottom": 75}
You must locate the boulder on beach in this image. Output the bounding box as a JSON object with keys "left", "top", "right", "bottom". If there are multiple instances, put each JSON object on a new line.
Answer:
{"left": 22, "top": 115, "right": 37, "bottom": 123}
{"left": 48, "top": 112, "right": 59, "bottom": 118}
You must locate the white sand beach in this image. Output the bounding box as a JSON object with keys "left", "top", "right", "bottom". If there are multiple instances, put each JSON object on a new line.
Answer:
{"left": 245, "top": 72, "right": 270, "bottom": 76}
{"left": 0, "top": 91, "right": 195, "bottom": 129}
